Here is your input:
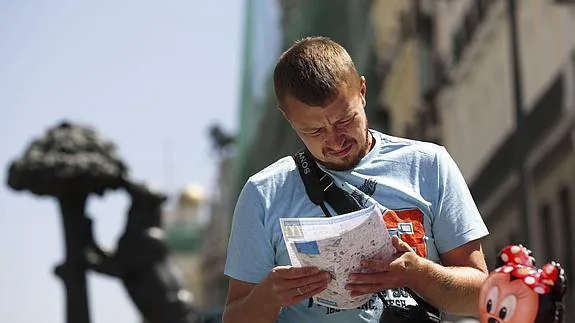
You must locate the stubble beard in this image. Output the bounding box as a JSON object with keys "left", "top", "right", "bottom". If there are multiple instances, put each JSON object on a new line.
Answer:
{"left": 318, "top": 128, "right": 372, "bottom": 171}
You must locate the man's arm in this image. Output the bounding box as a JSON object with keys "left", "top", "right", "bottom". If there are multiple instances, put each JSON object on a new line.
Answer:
{"left": 222, "top": 180, "right": 281, "bottom": 323}
{"left": 347, "top": 237, "right": 488, "bottom": 316}
{"left": 223, "top": 267, "right": 331, "bottom": 323}
{"left": 223, "top": 278, "right": 281, "bottom": 323}
{"left": 407, "top": 239, "right": 488, "bottom": 315}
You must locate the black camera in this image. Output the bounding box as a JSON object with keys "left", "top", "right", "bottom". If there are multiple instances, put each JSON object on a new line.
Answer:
{"left": 377, "top": 290, "right": 440, "bottom": 323}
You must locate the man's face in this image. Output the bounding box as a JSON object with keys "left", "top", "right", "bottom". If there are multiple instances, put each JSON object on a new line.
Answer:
{"left": 282, "top": 77, "right": 370, "bottom": 171}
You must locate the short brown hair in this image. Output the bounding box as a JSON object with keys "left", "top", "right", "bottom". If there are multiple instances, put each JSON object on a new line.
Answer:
{"left": 273, "top": 36, "right": 360, "bottom": 108}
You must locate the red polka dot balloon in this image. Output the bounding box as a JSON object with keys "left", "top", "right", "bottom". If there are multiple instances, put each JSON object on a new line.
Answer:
{"left": 479, "top": 245, "right": 567, "bottom": 323}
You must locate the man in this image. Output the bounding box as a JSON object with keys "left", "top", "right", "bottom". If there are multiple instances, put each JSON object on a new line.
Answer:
{"left": 223, "top": 36, "right": 489, "bottom": 322}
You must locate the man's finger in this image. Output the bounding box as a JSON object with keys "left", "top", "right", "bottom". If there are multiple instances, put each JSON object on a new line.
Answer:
{"left": 289, "top": 271, "right": 332, "bottom": 287}
{"left": 289, "top": 283, "right": 329, "bottom": 305}
{"left": 392, "top": 235, "right": 412, "bottom": 252}
{"left": 273, "top": 266, "right": 320, "bottom": 279}
{"left": 291, "top": 279, "right": 330, "bottom": 298}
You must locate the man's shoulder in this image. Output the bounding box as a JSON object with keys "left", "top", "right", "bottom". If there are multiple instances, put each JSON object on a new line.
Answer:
{"left": 376, "top": 131, "right": 443, "bottom": 160}
{"left": 247, "top": 155, "right": 298, "bottom": 188}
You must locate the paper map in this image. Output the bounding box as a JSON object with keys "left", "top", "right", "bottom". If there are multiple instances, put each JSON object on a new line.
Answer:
{"left": 280, "top": 204, "right": 396, "bottom": 309}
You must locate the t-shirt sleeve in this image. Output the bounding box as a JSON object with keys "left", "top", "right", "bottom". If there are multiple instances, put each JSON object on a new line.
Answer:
{"left": 432, "top": 146, "right": 489, "bottom": 254}
{"left": 224, "top": 181, "right": 275, "bottom": 284}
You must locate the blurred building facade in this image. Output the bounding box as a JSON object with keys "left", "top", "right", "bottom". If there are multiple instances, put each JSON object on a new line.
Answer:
{"left": 434, "top": 0, "right": 575, "bottom": 316}
{"left": 370, "top": 0, "right": 445, "bottom": 144}
{"left": 220, "top": 0, "right": 575, "bottom": 320}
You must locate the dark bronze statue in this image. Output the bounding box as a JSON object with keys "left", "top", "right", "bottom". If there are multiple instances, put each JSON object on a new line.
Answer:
{"left": 208, "top": 123, "right": 234, "bottom": 157}
{"left": 7, "top": 121, "right": 204, "bottom": 323}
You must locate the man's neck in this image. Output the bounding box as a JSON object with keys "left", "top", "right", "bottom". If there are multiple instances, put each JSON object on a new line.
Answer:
{"left": 366, "top": 131, "right": 375, "bottom": 153}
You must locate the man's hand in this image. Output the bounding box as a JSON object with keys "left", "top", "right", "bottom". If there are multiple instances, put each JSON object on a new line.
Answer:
{"left": 345, "top": 236, "right": 418, "bottom": 296}
{"left": 265, "top": 266, "right": 332, "bottom": 307}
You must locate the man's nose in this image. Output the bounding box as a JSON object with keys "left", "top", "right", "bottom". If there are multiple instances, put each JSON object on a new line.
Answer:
{"left": 326, "top": 129, "right": 345, "bottom": 146}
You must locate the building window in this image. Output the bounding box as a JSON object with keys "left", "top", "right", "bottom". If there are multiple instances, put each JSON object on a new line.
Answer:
{"left": 476, "top": 0, "right": 496, "bottom": 20}
{"left": 558, "top": 186, "right": 573, "bottom": 277}
{"left": 452, "top": 0, "right": 497, "bottom": 66}
{"left": 477, "top": 0, "right": 487, "bottom": 19}
{"left": 539, "top": 203, "right": 555, "bottom": 262}
{"left": 452, "top": 28, "right": 466, "bottom": 64}
{"left": 399, "top": 10, "right": 415, "bottom": 40}
{"left": 463, "top": 6, "right": 479, "bottom": 42}
{"left": 416, "top": 8, "right": 434, "bottom": 47}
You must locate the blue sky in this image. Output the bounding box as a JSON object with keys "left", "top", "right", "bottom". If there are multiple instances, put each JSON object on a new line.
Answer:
{"left": 0, "top": 1, "right": 243, "bottom": 322}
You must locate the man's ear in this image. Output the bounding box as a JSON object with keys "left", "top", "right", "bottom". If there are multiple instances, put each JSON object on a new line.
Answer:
{"left": 277, "top": 105, "right": 291, "bottom": 123}
{"left": 360, "top": 76, "right": 366, "bottom": 108}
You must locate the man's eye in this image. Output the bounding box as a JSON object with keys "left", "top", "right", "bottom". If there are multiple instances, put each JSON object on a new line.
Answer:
{"left": 339, "top": 116, "right": 354, "bottom": 125}
{"left": 308, "top": 129, "right": 322, "bottom": 136}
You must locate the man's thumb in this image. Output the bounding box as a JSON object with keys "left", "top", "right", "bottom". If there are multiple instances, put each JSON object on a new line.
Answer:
{"left": 392, "top": 235, "right": 412, "bottom": 252}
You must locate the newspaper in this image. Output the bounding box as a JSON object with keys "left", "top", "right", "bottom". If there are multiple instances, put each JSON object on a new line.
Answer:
{"left": 280, "top": 204, "right": 396, "bottom": 309}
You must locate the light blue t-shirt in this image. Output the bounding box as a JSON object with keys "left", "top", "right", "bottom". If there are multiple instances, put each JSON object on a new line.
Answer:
{"left": 224, "top": 130, "right": 489, "bottom": 322}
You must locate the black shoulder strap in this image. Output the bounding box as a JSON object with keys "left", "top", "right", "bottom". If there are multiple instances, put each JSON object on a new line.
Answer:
{"left": 293, "top": 149, "right": 362, "bottom": 216}
{"left": 293, "top": 150, "right": 333, "bottom": 217}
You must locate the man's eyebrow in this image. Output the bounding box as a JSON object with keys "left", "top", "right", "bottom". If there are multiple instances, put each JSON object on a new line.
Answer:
{"left": 336, "top": 110, "right": 356, "bottom": 121}
{"left": 299, "top": 125, "right": 322, "bottom": 132}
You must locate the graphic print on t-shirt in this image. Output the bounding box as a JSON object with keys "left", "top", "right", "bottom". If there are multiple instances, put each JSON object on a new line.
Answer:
{"left": 382, "top": 209, "right": 427, "bottom": 257}
{"left": 351, "top": 178, "right": 378, "bottom": 207}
